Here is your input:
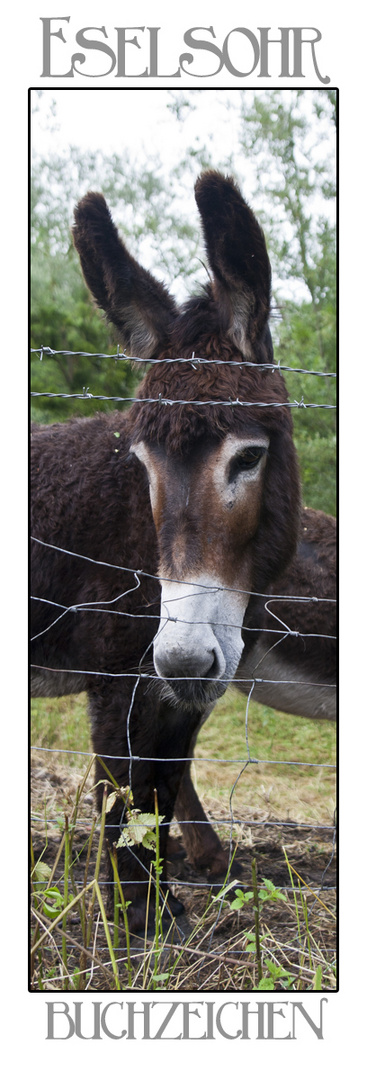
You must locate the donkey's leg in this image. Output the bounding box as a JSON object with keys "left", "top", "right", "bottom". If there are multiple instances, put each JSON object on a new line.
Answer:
{"left": 150, "top": 702, "right": 232, "bottom": 895}
{"left": 88, "top": 678, "right": 180, "bottom": 934}
{"left": 173, "top": 757, "right": 232, "bottom": 879}
{"left": 156, "top": 711, "right": 241, "bottom": 885}
{"left": 168, "top": 708, "right": 228, "bottom": 870}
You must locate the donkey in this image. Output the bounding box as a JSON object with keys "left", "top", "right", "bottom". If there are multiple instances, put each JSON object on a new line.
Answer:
{"left": 32, "top": 170, "right": 310, "bottom": 931}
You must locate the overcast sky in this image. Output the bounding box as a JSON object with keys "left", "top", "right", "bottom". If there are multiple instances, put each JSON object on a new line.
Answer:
{"left": 31, "top": 88, "right": 335, "bottom": 304}
{"left": 32, "top": 88, "right": 241, "bottom": 163}
{"left": 31, "top": 87, "right": 334, "bottom": 169}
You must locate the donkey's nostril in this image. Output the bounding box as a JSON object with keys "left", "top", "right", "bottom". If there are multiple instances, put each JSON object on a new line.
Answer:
{"left": 205, "top": 650, "right": 223, "bottom": 681}
{"left": 154, "top": 639, "right": 226, "bottom": 684}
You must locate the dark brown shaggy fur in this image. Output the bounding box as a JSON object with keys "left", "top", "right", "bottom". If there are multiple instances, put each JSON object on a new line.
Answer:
{"left": 31, "top": 172, "right": 334, "bottom": 931}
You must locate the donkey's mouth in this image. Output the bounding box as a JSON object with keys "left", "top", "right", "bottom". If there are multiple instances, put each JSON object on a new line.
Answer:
{"left": 160, "top": 674, "right": 229, "bottom": 711}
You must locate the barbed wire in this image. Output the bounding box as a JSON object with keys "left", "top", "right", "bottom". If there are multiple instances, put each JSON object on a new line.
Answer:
{"left": 31, "top": 345, "right": 337, "bottom": 380}
{"left": 31, "top": 390, "right": 335, "bottom": 409}
{"left": 30, "top": 345, "right": 337, "bottom": 409}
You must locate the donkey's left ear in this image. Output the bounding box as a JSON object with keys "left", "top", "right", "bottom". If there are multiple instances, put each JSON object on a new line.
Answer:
{"left": 73, "top": 192, "right": 178, "bottom": 358}
{"left": 194, "top": 171, "right": 271, "bottom": 355}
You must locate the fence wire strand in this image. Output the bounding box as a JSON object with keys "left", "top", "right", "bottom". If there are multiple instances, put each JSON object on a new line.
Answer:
{"left": 31, "top": 345, "right": 337, "bottom": 379}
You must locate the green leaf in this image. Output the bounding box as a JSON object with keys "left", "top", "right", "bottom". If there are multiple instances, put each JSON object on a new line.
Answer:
{"left": 258, "top": 977, "right": 276, "bottom": 990}
{"left": 116, "top": 809, "right": 164, "bottom": 849}
{"left": 141, "top": 830, "right": 158, "bottom": 850}
{"left": 133, "top": 812, "right": 163, "bottom": 828}
{"left": 41, "top": 887, "right": 64, "bottom": 917}
{"left": 32, "top": 860, "right": 53, "bottom": 887}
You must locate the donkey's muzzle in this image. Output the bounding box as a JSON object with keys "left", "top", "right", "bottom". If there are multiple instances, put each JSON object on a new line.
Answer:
{"left": 154, "top": 637, "right": 228, "bottom": 707}
{"left": 153, "top": 575, "right": 246, "bottom": 709}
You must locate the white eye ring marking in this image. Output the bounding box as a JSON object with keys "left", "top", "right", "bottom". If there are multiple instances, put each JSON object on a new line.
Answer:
{"left": 130, "top": 441, "right": 159, "bottom": 512}
{"left": 131, "top": 434, "right": 269, "bottom": 517}
{"left": 228, "top": 444, "right": 267, "bottom": 484}
{"left": 212, "top": 435, "right": 269, "bottom": 501}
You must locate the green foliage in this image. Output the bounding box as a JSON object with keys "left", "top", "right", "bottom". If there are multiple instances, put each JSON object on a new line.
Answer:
{"left": 275, "top": 295, "right": 336, "bottom": 515}
{"left": 230, "top": 877, "right": 288, "bottom": 912}
{"left": 237, "top": 90, "right": 336, "bottom": 298}
{"left": 235, "top": 90, "right": 336, "bottom": 516}
{"left": 31, "top": 216, "right": 138, "bottom": 423}
{"left": 116, "top": 810, "right": 165, "bottom": 851}
{"left": 294, "top": 430, "right": 336, "bottom": 515}
{"left": 258, "top": 960, "right": 296, "bottom": 991}
{"left": 32, "top": 860, "right": 65, "bottom": 918}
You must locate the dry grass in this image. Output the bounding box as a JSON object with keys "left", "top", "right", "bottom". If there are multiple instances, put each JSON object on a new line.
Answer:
{"left": 30, "top": 689, "right": 336, "bottom": 993}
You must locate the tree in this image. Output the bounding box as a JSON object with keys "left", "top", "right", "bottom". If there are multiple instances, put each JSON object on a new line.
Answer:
{"left": 235, "top": 89, "right": 336, "bottom": 513}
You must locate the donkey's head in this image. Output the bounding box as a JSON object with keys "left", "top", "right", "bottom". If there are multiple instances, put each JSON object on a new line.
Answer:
{"left": 73, "top": 172, "right": 301, "bottom": 710}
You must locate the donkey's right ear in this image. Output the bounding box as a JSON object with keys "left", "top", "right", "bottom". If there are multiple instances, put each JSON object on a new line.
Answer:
{"left": 73, "top": 192, "right": 178, "bottom": 359}
{"left": 194, "top": 171, "right": 271, "bottom": 354}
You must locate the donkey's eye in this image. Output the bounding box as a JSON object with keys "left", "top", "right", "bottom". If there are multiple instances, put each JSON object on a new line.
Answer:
{"left": 228, "top": 446, "right": 266, "bottom": 483}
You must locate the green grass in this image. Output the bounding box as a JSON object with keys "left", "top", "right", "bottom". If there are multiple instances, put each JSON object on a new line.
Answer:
{"left": 31, "top": 688, "right": 336, "bottom": 824}
{"left": 198, "top": 688, "right": 335, "bottom": 762}
{"left": 31, "top": 688, "right": 335, "bottom": 764}
{"left": 31, "top": 694, "right": 91, "bottom": 765}
{"left": 194, "top": 689, "right": 336, "bottom": 826}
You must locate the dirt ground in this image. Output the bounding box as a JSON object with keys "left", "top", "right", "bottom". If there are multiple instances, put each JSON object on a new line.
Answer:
{"left": 30, "top": 752, "right": 336, "bottom": 991}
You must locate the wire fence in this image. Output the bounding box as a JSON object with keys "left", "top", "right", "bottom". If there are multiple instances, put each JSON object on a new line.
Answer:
{"left": 30, "top": 346, "right": 337, "bottom": 904}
